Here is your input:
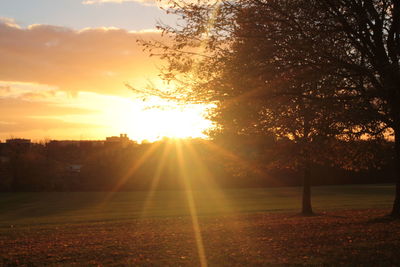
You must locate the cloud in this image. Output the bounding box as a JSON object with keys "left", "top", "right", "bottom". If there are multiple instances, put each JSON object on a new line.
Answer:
{"left": 0, "top": 118, "right": 100, "bottom": 133}
{"left": 81, "top": 0, "right": 215, "bottom": 6}
{"left": 0, "top": 17, "right": 20, "bottom": 29}
{"left": 0, "top": 81, "right": 166, "bottom": 141}
{"left": 0, "top": 96, "right": 103, "bottom": 139}
{"left": 0, "top": 81, "right": 57, "bottom": 99}
{"left": 0, "top": 19, "right": 212, "bottom": 141}
{"left": 0, "top": 81, "right": 107, "bottom": 140}
{"left": 82, "top": 0, "right": 153, "bottom": 4}
{"left": 0, "top": 85, "right": 10, "bottom": 94}
{"left": 0, "top": 20, "right": 166, "bottom": 96}
{"left": 0, "top": 98, "right": 96, "bottom": 120}
{"left": 82, "top": 0, "right": 155, "bottom": 5}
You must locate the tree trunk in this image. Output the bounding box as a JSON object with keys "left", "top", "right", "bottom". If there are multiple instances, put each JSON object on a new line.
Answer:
{"left": 302, "top": 166, "right": 313, "bottom": 215}
{"left": 301, "top": 98, "right": 313, "bottom": 216}
{"left": 391, "top": 126, "right": 400, "bottom": 217}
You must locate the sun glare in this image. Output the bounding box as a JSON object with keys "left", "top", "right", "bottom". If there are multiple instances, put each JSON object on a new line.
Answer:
{"left": 103, "top": 97, "right": 214, "bottom": 143}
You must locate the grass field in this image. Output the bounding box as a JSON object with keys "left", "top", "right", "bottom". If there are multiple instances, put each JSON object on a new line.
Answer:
{"left": 0, "top": 184, "right": 395, "bottom": 226}
{"left": 1, "top": 184, "right": 399, "bottom": 266}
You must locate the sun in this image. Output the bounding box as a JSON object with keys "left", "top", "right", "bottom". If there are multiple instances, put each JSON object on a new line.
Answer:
{"left": 102, "top": 97, "right": 214, "bottom": 143}
{"left": 133, "top": 105, "right": 213, "bottom": 142}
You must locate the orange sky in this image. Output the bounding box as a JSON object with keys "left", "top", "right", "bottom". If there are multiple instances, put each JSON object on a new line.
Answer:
{"left": 0, "top": 2, "right": 212, "bottom": 142}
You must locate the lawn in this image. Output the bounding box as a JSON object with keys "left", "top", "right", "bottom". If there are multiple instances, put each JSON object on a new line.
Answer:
{"left": 1, "top": 184, "right": 399, "bottom": 265}
{"left": 0, "top": 184, "right": 395, "bottom": 226}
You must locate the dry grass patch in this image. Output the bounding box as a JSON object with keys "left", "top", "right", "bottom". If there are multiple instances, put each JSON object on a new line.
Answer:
{"left": 1, "top": 209, "right": 400, "bottom": 266}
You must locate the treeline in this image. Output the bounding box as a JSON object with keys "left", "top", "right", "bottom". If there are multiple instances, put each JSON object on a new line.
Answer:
{"left": 0, "top": 137, "right": 395, "bottom": 192}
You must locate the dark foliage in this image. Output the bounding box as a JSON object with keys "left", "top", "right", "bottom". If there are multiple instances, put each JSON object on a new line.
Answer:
{"left": 0, "top": 138, "right": 394, "bottom": 192}
{"left": 139, "top": 0, "right": 400, "bottom": 215}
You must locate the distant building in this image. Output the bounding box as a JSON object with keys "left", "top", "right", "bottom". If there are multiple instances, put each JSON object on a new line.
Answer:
{"left": 0, "top": 143, "right": 8, "bottom": 163}
{"left": 105, "top": 134, "right": 131, "bottom": 147}
{"left": 67, "top": 164, "right": 83, "bottom": 173}
{"left": 106, "top": 133, "right": 129, "bottom": 142}
{"left": 6, "top": 138, "right": 31, "bottom": 145}
{"left": 5, "top": 138, "right": 32, "bottom": 152}
{"left": 79, "top": 140, "right": 104, "bottom": 148}
{"left": 47, "top": 140, "right": 104, "bottom": 148}
{"left": 47, "top": 140, "right": 80, "bottom": 147}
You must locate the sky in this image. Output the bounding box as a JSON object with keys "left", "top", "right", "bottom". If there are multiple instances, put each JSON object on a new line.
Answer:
{"left": 0, "top": 0, "right": 212, "bottom": 142}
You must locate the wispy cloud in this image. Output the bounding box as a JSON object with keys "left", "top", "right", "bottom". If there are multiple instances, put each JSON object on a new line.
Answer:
{"left": 0, "top": 17, "right": 20, "bottom": 28}
{"left": 81, "top": 0, "right": 212, "bottom": 7}
{"left": 0, "top": 19, "right": 166, "bottom": 96}
{"left": 82, "top": 0, "right": 155, "bottom": 6}
{"left": 0, "top": 81, "right": 141, "bottom": 140}
{"left": 0, "top": 18, "right": 167, "bottom": 140}
{"left": 0, "top": 84, "right": 102, "bottom": 139}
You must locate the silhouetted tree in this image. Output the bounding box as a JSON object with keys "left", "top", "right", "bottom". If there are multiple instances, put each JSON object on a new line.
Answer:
{"left": 141, "top": 0, "right": 400, "bottom": 216}
{"left": 236, "top": 0, "right": 400, "bottom": 216}
{"left": 140, "top": 1, "right": 345, "bottom": 215}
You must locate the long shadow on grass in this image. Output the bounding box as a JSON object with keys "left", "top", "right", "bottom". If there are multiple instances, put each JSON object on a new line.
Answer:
{"left": 0, "top": 192, "right": 107, "bottom": 225}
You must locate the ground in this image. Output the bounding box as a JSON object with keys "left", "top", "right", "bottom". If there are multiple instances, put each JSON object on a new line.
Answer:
{"left": 1, "top": 185, "right": 399, "bottom": 266}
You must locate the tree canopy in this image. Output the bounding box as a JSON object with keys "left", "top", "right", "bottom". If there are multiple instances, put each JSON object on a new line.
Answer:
{"left": 141, "top": 0, "right": 400, "bottom": 216}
